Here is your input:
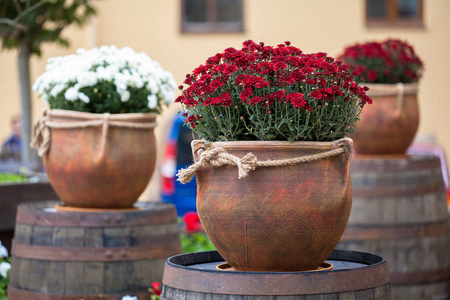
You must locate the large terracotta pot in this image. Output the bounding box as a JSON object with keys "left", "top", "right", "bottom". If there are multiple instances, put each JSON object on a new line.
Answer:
{"left": 351, "top": 83, "right": 419, "bottom": 155}
{"left": 193, "top": 138, "right": 353, "bottom": 272}
{"left": 36, "top": 109, "right": 157, "bottom": 209}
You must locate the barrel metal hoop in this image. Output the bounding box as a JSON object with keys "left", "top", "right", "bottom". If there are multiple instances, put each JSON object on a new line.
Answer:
{"left": 162, "top": 250, "right": 391, "bottom": 295}
{"left": 390, "top": 268, "right": 450, "bottom": 285}
{"left": 340, "top": 221, "right": 450, "bottom": 240}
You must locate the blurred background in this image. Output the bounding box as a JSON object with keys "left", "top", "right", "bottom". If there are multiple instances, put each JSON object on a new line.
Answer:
{"left": 0, "top": 0, "right": 449, "bottom": 203}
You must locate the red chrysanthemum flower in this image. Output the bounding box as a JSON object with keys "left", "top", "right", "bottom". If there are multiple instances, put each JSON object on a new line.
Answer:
{"left": 177, "top": 40, "right": 370, "bottom": 142}
{"left": 184, "top": 212, "right": 202, "bottom": 233}
{"left": 338, "top": 39, "right": 423, "bottom": 84}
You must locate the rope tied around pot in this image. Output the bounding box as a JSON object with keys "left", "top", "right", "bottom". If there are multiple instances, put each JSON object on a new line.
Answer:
{"left": 30, "top": 110, "right": 156, "bottom": 157}
{"left": 176, "top": 143, "right": 346, "bottom": 184}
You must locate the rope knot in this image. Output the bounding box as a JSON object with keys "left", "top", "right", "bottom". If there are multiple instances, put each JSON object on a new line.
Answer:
{"left": 176, "top": 146, "right": 258, "bottom": 184}
{"left": 30, "top": 115, "right": 50, "bottom": 157}
{"left": 176, "top": 141, "right": 348, "bottom": 184}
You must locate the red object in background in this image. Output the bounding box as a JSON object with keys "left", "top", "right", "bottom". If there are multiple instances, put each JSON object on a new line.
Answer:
{"left": 150, "top": 282, "right": 161, "bottom": 296}
{"left": 161, "top": 140, "right": 177, "bottom": 196}
{"left": 447, "top": 190, "right": 450, "bottom": 209}
{"left": 183, "top": 212, "right": 202, "bottom": 233}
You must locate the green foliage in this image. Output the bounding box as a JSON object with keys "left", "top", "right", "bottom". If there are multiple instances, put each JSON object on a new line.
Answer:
{"left": 180, "top": 232, "right": 216, "bottom": 253}
{"left": 0, "top": 0, "right": 96, "bottom": 56}
{"left": 0, "top": 172, "right": 27, "bottom": 183}
{"left": 48, "top": 82, "right": 157, "bottom": 114}
{"left": 0, "top": 258, "right": 10, "bottom": 300}
{"left": 186, "top": 84, "right": 363, "bottom": 142}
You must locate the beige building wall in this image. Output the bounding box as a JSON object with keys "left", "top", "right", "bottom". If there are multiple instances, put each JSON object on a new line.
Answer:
{"left": 1, "top": 0, "right": 449, "bottom": 199}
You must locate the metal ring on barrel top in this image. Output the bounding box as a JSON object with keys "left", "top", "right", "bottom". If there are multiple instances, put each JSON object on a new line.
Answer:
{"left": 162, "top": 249, "right": 390, "bottom": 296}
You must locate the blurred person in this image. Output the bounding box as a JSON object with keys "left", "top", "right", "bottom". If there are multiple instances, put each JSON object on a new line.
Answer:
{"left": 1, "top": 115, "right": 22, "bottom": 161}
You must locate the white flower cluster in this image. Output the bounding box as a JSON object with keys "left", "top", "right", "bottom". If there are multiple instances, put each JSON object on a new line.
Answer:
{"left": 0, "top": 241, "right": 10, "bottom": 278}
{"left": 33, "top": 45, "right": 177, "bottom": 110}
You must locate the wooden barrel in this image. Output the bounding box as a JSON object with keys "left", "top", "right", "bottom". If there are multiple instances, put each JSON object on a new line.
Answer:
{"left": 338, "top": 155, "right": 450, "bottom": 300}
{"left": 8, "top": 201, "right": 182, "bottom": 300}
{"left": 161, "top": 249, "right": 392, "bottom": 299}
{"left": 0, "top": 182, "right": 57, "bottom": 253}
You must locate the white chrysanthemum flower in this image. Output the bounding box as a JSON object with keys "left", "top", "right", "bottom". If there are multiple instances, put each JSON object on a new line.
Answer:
{"left": 33, "top": 45, "right": 177, "bottom": 112}
{"left": 77, "top": 71, "right": 98, "bottom": 88}
{"left": 64, "top": 87, "right": 79, "bottom": 101}
{"left": 146, "top": 77, "right": 159, "bottom": 94}
{"left": 50, "top": 84, "right": 66, "bottom": 98}
{"left": 78, "top": 92, "right": 90, "bottom": 103}
{"left": 121, "top": 90, "right": 130, "bottom": 102}
{"left": 147, "top": 95, "right": 158, "bottom": 109}
{"left": 0, "top": 262, "right": 11, "bottom": 278}
{"left": 0, "top": 241, "right": 8, "bottom": 258}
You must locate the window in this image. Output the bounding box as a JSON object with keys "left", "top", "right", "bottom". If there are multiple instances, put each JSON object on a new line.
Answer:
{"left": 366, "top": 0, "right": 423, "bottom": 27}
{"left": 181, "top": 0, "right": 244, "bottom": 33}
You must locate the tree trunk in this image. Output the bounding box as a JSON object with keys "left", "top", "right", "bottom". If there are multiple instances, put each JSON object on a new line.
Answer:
{"left": 18, "top": 43, "right": 32, "bottom": 166}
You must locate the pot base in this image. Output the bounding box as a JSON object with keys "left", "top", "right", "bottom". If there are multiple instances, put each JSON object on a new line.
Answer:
{"left": 216, "top": 262, "right": 334, "bottom": 272}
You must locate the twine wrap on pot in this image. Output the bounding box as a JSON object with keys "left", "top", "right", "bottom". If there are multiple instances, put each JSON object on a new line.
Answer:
{"left": 31, "top": 110, "right": 157, "bottom": 157}
{"left": 177, "top": 140, "right": 347, "bottom": 184}
{"left": 365, "top": 83, "right": 419, "bottom": 115}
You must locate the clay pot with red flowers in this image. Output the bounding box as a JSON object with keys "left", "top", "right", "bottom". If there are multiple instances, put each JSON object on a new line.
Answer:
{"left": 31, "top": 46, "right": 177, "bottom": 209}
{"left": 339, "top": 39, "right": 423, "bottom": 155}
{"left": 175, "top": 40, "right": 371, "bottom": 271}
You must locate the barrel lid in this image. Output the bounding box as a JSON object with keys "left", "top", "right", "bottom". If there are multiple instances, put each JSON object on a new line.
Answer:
{"left": 16, "top": 200, "right": 178, "bottom": 227}
{"left": 162, "top": 249, "right": 390, "bottom": 295}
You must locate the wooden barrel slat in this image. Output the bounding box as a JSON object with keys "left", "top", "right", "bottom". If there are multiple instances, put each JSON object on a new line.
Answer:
{"left": 13, "top": 222, "right": 180, "bottom": 248}
{"left": 8, "top": 201, "right": 182, "bottom": 299}
{"left": 161, "top": 250, "right": 391, "bottom": 299}
{"left": 348, "top": 193, "right": 448, "bottom": 225}
{"left": 338, "top": 155, "right": 450, "bottom": 300}
{"left": 8, "top": 286, "right": 153, "bottom": 300}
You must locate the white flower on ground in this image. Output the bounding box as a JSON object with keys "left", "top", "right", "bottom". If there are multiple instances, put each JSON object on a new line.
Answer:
{"left": 0, "top": 261, "right": 11, "bottom": 278}
{"left": 147, "top": 95, "right": 158, "bottom": 109}
{"left": 122, "top": 296, "right": 137, "bottom": 300}
{"left": 0, "top": 241, "right": 8, "bottom": 258}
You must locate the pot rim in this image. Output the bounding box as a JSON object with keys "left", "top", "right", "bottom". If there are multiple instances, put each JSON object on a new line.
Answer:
{"left": 192, "top": 137, "right": 353, "bottom": 150}
{"left": 364, "top": 82, "right": 419, "bottom": 96}
{"left": 46, "top": 109, "right": 157, "bottom": 121}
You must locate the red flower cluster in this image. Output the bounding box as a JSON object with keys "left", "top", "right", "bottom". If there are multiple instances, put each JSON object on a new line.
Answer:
{"left": 176, "top": 40, "right": 370, "bottom": 117}
{"left": 183, "top": 212, "right": 202, "bottom": 233}
{"left": 338, "top": 39, "right": 423, "bottom": 84}
{"left": 176, "top": 40, "right": 370, "bottom": 142}
{"left": 149, "top": 282, "right": 162, "bottom": 296}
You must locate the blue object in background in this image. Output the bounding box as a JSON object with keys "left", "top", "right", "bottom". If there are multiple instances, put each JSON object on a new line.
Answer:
{"left": 161, "top": 114, "right": 197, "bottom": 216}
